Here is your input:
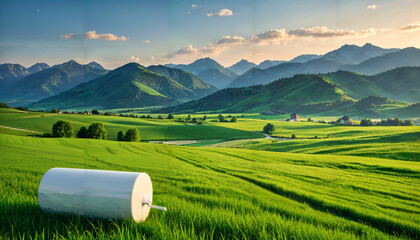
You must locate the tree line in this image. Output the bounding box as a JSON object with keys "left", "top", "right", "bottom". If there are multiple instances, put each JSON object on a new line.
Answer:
{"left": 44, "top": 120, "right": 140, "bottom": 142}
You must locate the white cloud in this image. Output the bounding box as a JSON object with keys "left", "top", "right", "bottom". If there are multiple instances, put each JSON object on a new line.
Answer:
{"left": 165, "top": 25, "right": 380, "bottom": 59}
{"left": 187, "top": 11, "right": 191, "bottom": 14}
{"left": 60, "top": 33, "right": 76, "bottom": 39}
{"left": 83, "top": 31, "right": 127, "bottom": 41}
{"left": 288, "top": 26, "right": 356, "bottom": 38}
{"left": 206, "top": 8, "right": 233, "bottom": 17}
{"left": 143, "top": 40, "right": 151, "bottom": 44}
{"left": 366, "top": 4, "right": 377, "bottom": 10}
{"left": 129, "top": 56, "right": 140, "bottom": 62}
{"left": 359, "top": 28, "right": 377, "bottom": 36}
{"left": 166, "top": 45, "right": 199, "bottom": 58}
{"left": 400, "top": 21, "right": 420, "bottom": 31}
{"left": 215, "top": 35, "right": 246, "bottom": 45}
{"left": 150, "top": 56, "right": 155, "bottom": 61}
{"left": 61, "top": 31, "right": 128, "bottom": 41}
{"left": 250, "top": 29, "right": 288, "bottom": 45}
{"left": 191, "top": 4, "right": 198, "bottom": 8}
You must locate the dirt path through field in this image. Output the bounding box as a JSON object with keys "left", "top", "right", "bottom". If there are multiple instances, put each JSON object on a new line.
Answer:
{"left": 0, "top": 125, "right": 42, "bottom": 134}
{"left": 20, "top": 114, "right": 58, "bottom": 118}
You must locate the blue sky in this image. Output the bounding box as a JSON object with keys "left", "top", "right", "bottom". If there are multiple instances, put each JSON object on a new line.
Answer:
{"left": 1, "top": 0, "right": 420, "bottom": 68}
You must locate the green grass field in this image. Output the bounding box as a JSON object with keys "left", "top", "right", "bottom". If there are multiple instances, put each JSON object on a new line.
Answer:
{"left": 1, "top": 134, "right": 419, "bottom": 239}
{"left": 1, "top": 110, "right": 419, "bottom": 239}
{"left": 0, "top": 110, "right": 260, "bottom": 141}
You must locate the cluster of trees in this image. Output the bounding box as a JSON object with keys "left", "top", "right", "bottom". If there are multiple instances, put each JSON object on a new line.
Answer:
{"left": 117, "top": 128, "right": 141, "bottom": 142}
{"left": 377, "top": 118, "right": 414, "bottom": 126}
{"left": 45, "top": 121, "right": 108, "bottom": 139}
{"left": 175, "top": 114, "right": 205, "bottom": 124}
{"left": 218, "top": 114, "right": 237, "bottom": 122}
{"left": 77, "top": 123, "right": 107, "bottom": 139}
{"left": 0, "top": 102, "right": 10, "bottom": 108}
{"left": 360, "top": 118, "right": 414, "bottom": 126}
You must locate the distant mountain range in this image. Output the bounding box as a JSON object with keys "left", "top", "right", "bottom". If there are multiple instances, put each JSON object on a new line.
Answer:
{"left": 30, "top": 63, "right": 216, "bottom": 109}
{"left": 227, "top": 59, "right": 257, "bottom": 75}
{"left": 2, "top": 60, "right": 108, "bottom": 105}
{"left": 289, "top": 54, "right": 321, "bottom": 63}
{"left": 162, "top": 66, "right": 420, "bottom": 118}
{"left": 228, "top": 43, "right": 406, "bottom": 88}
{"left": 28, "top": 63, "right": 50, "bottom": 74}
{"left": 0, "top": 63, "right": 50, "bottom": 91}
{"left": 165, "top": 57, "right": 238, "bottom": 89}
{"left": 256, "top": 60, "right": 286, "bottom": 70}
{"left": 225, "top": 55, "right": 321, "bottom": 75}
{"left": 1, "top": 43, "right": 420, "bottom": 119}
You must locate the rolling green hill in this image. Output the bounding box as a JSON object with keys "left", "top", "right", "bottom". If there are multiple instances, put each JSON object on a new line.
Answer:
{"left": 146, "top": 65, "right": 217, "bottom": 96}
{"left": 0, "top": 109, "right": 261, "bottom": 140}
{"left": 320, "top": 67, "right": 420, "bottom": 103}
{"left": 165, "top": 67, "right": 420, "bottom": 118}
{"left": 29, "top": 63, "right": 220, "bottom": 110}
{"left": 164, "top": 74, "right": 351, "bottom": 113}
{"left": 3, "top": 60, "right": 108, "bottom": 105}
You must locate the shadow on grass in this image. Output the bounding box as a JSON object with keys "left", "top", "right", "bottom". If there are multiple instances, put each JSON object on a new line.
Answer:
{"left": 0, "top": 200, "right": 157, "bottom": 239}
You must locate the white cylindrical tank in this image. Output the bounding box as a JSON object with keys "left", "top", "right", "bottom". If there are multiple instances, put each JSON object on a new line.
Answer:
{"left": 38, "top": 168, "right": 165, "bottom": 222}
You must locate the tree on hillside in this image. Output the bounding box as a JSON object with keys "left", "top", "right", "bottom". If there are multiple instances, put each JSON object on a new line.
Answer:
{"left": 403, "top": 120, "right": 414, "bottom": 126}
{"left": 52, "top": 120, "right": 74, "bottom": 138}
{"left": 117, "top": 130, "right": 125, "bottom": 141}
{"left": 167, "top": 113, "right": 174, "bottom": 119}
{"left": 360, "top": 119, "right": 373, "bottom": 126}
{"left": 51, "top": 108, "right": 58, "bottom": 113}
{"left": 263, "top": 123, "right": 275, "bottom": 134}
{"left": 92, "top": 110, "right": 100, "bottom": 115}
{"left": 291, "top": 133, "right": 296, "bottom": 139}
{"left": 230, "top": 116, "right": 237, "bottom": 122}
{"left": 87, "top": 123, "right": 107, "bottom": 139}
{"left": 125, "top": 128, "right": 140, "bottom": 142}
{"left": 77, "top": 127, "right": 88, "bottom": 138}
{"left": 203, "top": 115, "right": 207, "bottom": 121}
{"left": 0, "top": 103, "right": 10, "bottom": 108}
{"left": 16, "top": 106, "right": 29, "bottom": 111}
{"left": 218, "top": 114, "right": 226, "bottom": 122}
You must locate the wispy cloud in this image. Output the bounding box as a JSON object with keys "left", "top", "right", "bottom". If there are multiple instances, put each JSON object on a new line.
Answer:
{"left": 166, "top": 25, "right": 380, "bottom": 59}
{"left": 288, "top": 26, "right": 358, "bottom": 38}
{"left": 400, "top": 20, "right": 420, "bottom": 31}
{"left": 250, "top": 29, "right": 288, "bottom": 45}
{"left": 143, "top": 40, "right": 151, "bottom": 44}
{"left": 191, "top": 4, "right": 198, "bottom": 8}
{"left": 60, "top": 33, "right": 76, "bottom": 39}
{"left": 60, "top": 31, "right": 128, "bottom": 41}
{"left": 166, "top": 45, "right": 199, "bottom": 58}
{"left": 215, "top": 35, "right": 246, "bottom": 45}
{"left": 83, "top": 31, "right": 127, "bottom": 41}
{"left": 206, "top": 9, "right": 233, "bottom": 17}
{"left": 366, "top": 4, "right": 377, "bottom": 10}
{"left": 129, "top": 56, "right": 140, "bottom": 62}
